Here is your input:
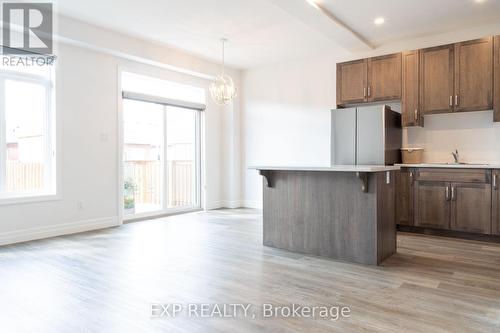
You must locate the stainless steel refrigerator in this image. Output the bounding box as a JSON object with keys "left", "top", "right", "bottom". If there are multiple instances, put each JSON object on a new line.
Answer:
{"left": 331, "top": 105, "right": 402, "bottom": 165}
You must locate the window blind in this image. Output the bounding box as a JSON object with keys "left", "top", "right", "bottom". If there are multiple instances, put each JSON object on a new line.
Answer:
{"left": 122, "top": 91, "right": 206, "bottom": 111}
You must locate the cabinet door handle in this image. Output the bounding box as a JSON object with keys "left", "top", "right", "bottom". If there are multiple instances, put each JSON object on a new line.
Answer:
{"left": 364, "top": 87, "right": 367, "bottom": 98}
{"left": 449, "top": 95, "right": 453, "bottom": 106}
{"left": 493, "top": 174, "right": 497, "bottom": 190}
{"left": 445, "top": 186, "right": 450, "bottom": 201}
{"left": 455, "top": 95, "right": 459, "bottom": 106}
{"left": 414, "top": 109, "right": 418, "bottom": 121}
{"left": 451, "top": 186, "right": 456, "bottom": 201}
{"left": 368, "top": 86, "right": 371, "bottom": 97}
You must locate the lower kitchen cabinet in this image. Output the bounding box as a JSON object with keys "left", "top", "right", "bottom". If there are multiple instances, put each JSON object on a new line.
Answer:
{"left": 493, "top": 171, "right": 500, "bottom": 235}
{"left": 414, "top": 181, "right": 450, "bottom": 229}
{"left": 451, "top": 182, "right": 491, "bottom": 234}
{"left": 400, "top": 168, "right": 496, "bottom": 237}
{"left": 396, "top": 169, "right": 414, "bottom": 225}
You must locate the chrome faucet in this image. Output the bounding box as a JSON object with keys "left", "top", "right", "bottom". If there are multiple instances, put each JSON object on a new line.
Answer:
{"left": 451, "top": 149, "right": 459, "bottom": 164}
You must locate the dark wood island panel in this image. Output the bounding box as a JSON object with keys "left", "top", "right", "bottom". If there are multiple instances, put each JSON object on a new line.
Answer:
{"left": 261, "top": 170, "right": 396, "bottom": 265}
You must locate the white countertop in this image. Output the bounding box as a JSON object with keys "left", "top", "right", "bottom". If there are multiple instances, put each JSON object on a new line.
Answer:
{"left": 249, "top": 165, "right": 401, "bottom": 172}
{"left": 397, "top": 163, "right": 500, "bottom": 169}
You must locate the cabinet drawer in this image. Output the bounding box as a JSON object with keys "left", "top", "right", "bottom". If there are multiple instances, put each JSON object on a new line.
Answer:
{"left": 416, "top": 169, "right": 490, "bottom": 183}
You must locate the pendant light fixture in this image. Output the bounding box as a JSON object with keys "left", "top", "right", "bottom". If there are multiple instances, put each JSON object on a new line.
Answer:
{"left": 210, "top": 38, "right": 237, "bottom": 105}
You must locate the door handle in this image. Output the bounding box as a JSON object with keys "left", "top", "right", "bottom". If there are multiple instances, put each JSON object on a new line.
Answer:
{"left": 451, "top": 186, "right": 456, "bottom": 201}
{"left": 455, "top": 95, "right": 459, "bottom": 106}
{"left": 449, "top": 96, "right": 453, "bottom": 107}
{"left": 494, "top": 174, "right": 497, "bottom": 190}
{"left": 368, "top": 86, "right": 371, "bottom": 97}
{"left": 363, "top": 87, "right": 367, "bottom": 98}
{"left": 445, "top": 186, "right": 450, "bottom": 201}
{"left": 414, "top": 109, "right": 418, "bottom": 121}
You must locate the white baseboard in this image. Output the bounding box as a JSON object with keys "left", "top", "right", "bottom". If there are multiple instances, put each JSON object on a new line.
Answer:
{"left": 206, "top": 200, "right": 263, "bottom": 210}
{"left": 242, "top": 200, "right": 263, "bottom": 209}
{"left": 222, "top": 200, "right": 244, "bottom": 209}
{"left": 0, "top": 216, "right": 120, "bottom": 246}
{"left": 206, "top": 200, "right": 242, "bottom": 210}
{"left": 205, "top": 201, "right": 224, "bottom": 210}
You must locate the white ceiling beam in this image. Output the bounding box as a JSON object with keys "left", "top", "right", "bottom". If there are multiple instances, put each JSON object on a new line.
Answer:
{"left": 266, "top": 0, "right": 374, "bottom": 51}
{"left": 306, "top": 1, "right": 374, "bottom": 49}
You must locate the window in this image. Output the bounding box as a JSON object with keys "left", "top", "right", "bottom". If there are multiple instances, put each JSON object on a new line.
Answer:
{"left": 0, "top": 59, "right": 55, "bottom": 200}
{"left": 122, "top": 72, "right": 204, "bottom": 217}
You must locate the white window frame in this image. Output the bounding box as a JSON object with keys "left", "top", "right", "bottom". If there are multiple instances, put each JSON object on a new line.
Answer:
{"left": 117, "top": 67, "right": 208, "bottom": 223}
{"left": 0, "top": 67, "right": 57, "bottom": 205}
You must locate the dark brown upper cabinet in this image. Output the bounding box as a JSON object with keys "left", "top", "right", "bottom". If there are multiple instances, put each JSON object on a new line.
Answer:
{"left": 336, "top": 36, "right": 498, "bottom": 123}
{"left": 420, "top": 39, "right": 493, "bottom": 115}
{"left": 402, "top": 50, "right": 423, "bottom": 127}
{"left": 336, "top": 59, "right": 368, "bottom": 105}
{"left": 494, "top": 36, "right": 500, "bottom": 122}
{"left": 336, "top": 53, "right": 401, "bottom": 106}
{"left": 368, "top": 53, "right": 402, "bottom": 102}
{"left": 419, "top": 44, "right": 455, "bottom": 115}
{"left": 454, "top": 38, "right": 493, "bottom": 112}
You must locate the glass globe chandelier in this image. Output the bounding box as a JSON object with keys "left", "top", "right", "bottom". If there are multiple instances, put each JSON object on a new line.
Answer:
{"left": 210, "top": 38, "right": 237, "bottom": 105}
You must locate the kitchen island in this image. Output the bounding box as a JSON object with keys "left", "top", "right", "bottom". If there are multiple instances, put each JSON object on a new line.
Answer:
{"left": 252, "top": 165, "right": 400, "bottom": 265}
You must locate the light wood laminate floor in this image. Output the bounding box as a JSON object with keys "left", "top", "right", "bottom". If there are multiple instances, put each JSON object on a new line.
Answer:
{"left": 0, "top": 209, "right": 499, "bottom": 333}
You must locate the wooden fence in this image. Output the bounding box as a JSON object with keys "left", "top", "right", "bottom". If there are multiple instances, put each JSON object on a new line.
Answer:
{"left": 6, "top": 160, "right": 194, "bottom": 208}
{"left": 167, "top": 160, "right": 194, "bottom": 207}
{"left": 124, "top": 160, "right": 194, "bottom": 208}
{"left": 6, "top": 161, "right": 44, "bottom": 192}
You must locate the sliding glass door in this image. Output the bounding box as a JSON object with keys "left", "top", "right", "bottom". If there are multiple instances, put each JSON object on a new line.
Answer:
{"left": 166, "top": 106, "right": 199, "bottom": 209}
{"left": 123, "top": 99, "right": 164, "bottom": 215}
{"left": 123, "top": 101, "right": 201, "bottom": 217}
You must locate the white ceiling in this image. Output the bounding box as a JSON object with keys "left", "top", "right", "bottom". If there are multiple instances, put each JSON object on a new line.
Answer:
{"left": 51, "top": 0, "right": 500, "bottom": 69}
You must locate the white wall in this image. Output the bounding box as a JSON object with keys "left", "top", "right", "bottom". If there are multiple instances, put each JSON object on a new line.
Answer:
{"left": 241, "top": 54, "right": 336, "bottom": 207}
{"left": 241, "top": 23, "right": 500, "bottom": 208}
{"left": 406, "top": 111, "right": 500, "bottom": 163}
{"left": 0, "top": 16, "right": 242, "bottom": 245}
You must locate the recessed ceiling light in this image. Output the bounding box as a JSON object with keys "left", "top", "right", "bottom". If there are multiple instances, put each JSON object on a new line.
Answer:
{"left": 475, "top": 0, "right": 487, "bottom": 3}
{"left": 374, "top": 17, "right": 385, "bottom": 25}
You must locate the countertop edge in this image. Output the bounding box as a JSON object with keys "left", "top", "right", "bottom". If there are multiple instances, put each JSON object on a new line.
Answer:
{"left": 397, "top": 164, "right": 500, "bottom": 169}
{"left": 248, "top": 166, "right": 401, "bottom": 172}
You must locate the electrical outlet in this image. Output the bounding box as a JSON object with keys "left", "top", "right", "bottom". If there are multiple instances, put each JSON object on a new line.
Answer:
{"left": 77, "top": 201, "right": 84, "bottom": 210}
